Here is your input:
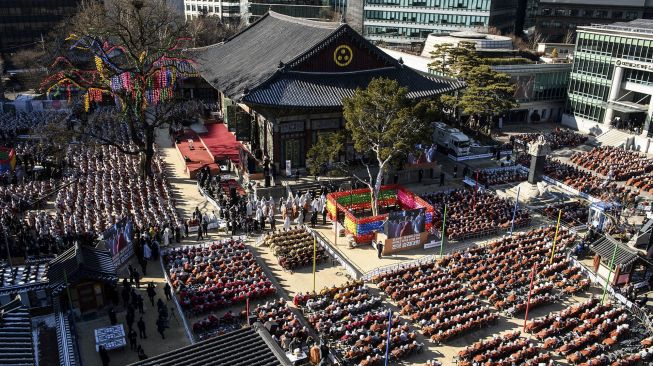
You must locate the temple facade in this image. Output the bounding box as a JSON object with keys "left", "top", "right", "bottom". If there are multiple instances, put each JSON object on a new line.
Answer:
{"left": 189, "top": 11, "right": 462, "bottom": 173}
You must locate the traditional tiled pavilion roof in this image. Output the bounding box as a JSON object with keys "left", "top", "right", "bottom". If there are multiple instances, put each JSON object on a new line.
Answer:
{"left": 48, "top": 244, "right": 118, "bottom": 295}
{"left": 128, "top": 325, "right": 292, "bottom": 366}
{"left": 0, "top": 297, "right": 35, "bottom": 366}
{"left": 591, "top": 235, "right": 642, "bottom": 267}
{"left": 189, "top": 11, "right": 463, "bottom": 108}
{"left": 0, "top": 258, "right": 50, "bottom": 296}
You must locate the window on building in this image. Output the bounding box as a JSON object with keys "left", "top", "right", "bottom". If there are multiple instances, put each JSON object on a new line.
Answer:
{"left": 612, "top": 11, "right": 623, "bottom": 19}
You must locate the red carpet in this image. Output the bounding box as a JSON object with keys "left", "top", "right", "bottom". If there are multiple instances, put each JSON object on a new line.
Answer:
{"left": 175, "top": 129, "right": 219, "bottom": 178}
{"left": 201, "top": 123, "right": 242, "bottom": 164}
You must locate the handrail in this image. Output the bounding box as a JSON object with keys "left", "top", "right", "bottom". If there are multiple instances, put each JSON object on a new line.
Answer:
{"left": 305, "top": 226, "right": 363, "bottom": 280}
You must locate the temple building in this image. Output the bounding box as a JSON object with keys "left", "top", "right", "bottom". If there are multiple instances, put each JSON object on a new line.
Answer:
{"left": 188, "top": 11, "right": 462, "bottom": 173}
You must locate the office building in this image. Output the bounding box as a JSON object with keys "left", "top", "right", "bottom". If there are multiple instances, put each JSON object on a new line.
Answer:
{"left": 0, "top": 0, "right": 83, "bottom": 54}
{"left": 182, "top": 0, "right": 246, "bottom": 20}
{"left": 346, "top": 0, "right": 517, "bottom": 45}
{"left": 182, "top": 0, "right": 339, "bottom": 22}
{"left": 563, "top": 19, "right": 653, "bottom": 138}
{"left": 535, "top": 0, "right": 648, "bottom": 42}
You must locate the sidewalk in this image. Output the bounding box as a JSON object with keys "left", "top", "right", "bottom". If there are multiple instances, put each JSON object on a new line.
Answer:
{"left": 76, "top": 256, "right": 190, "bottom": 366}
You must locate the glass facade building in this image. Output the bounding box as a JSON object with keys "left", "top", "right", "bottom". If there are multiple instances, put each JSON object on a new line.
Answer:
{"left": 535, "top": 0, "right": 647, "bottom": 42}
{"left": 357, "top": 0, "right": 516, "bottom": 44}
{"left": 563, "top": 19, "right": 653, "bottom": 135}
{"left": 0, "top": 0, "right": 82, "bottom": 53}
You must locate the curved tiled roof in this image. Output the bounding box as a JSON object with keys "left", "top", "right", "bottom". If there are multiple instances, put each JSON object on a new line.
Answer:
{"left": 129, "top": 325, "right": 291, "bottom": 366}
{"left": 188, "top": 11, "right": 462, "bottom": 107}
{"left": 48, "top": 244, "right": 118, "bottom": 294}
{"left": 243, "top": 68, "right": 464, "bottom": 108}
{"left": 591, "top": 235, "right": 642, "bottom": 267}
{"left": 187, "top": 11, "right": 341, "bottom": 100}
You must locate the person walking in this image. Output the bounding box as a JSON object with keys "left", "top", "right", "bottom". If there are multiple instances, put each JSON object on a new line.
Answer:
{"left": 376, "top": 241, "right": 384, "bottom": 259}
{"left": 156, "top": 318, "right": 166, "bottom": 339}
{"left": 108, "top": 307, "right": 117, "bottom": 325}
{"left": 128, "top": 328, "right": 138, "bottom": 351}
{"left": 137, "top": 294, "right": 145, "bottom": 314}
{"left": 163, "top": 283, "right": 172, "bottom": 301}
{"left": 146, "top": 283, "right": 156, "bottom": 306}
{"left": 133, "top": 269, "right": 141, "bottom": 289}
{"left": 138, "top": 348, "right": 148, "bottom": 360}
{"left": 202, "top": 219, "right": 209, "bottom": 239}
{"left": 126, "top": 306, "right": 135, "bottom": 331}
{"left": 99, "top": 345, "right": 110, "bottom": 366}
{"left": 137, "top": 317, "right": 147, "bottom": 339}
{"left": 140, "top": 258, "right": 148, "bottom": 277}
{"left": 128, "top": 264, "right": 135, "bottom": 284}
{"left": 196, "top": 223, "right": 204, "bottom": 241}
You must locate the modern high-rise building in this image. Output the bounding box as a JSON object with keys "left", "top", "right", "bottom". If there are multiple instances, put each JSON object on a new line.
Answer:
{"left": 535, "top": 0, "right": 649, "bottom": 42}
{"left": 182, "top": 0, "right": 247, "bottom": 20}
{"left": 182, "top": 0, "right": 339, "bottom": 22}
{"left": 0, "top": 0, "right": 83, "bottom": 54}
{"left": 345, "top": 0, "right": 518, "bottom": 44}
{"left": 563, "top": 19, "right": 653, "bottom": 138}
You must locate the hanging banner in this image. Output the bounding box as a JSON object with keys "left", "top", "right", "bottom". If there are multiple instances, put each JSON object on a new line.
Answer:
{"left": 102, "top": 217, "right": 134, "bottom": 267}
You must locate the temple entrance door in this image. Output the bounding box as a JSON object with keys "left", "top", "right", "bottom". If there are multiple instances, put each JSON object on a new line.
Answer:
{"left": 284, "top": 139, "right": 302, "bottom": 168}
{"left": 77, "top": 283, "right": 97, "bottom": 312}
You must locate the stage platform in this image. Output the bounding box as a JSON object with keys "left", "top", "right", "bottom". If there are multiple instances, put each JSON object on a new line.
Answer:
{"left": 201, "top": 123, "right": 243, "bottom": 165}
{"left": 175, "top": 129, "right": 219, "bottom": 179}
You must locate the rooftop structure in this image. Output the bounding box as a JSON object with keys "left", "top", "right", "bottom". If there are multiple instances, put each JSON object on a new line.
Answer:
{"left": 129, "top": 326, "right": 292, "bottom": 366}
{"left": 420, "top": 31, "right": 514, "bottom": 57}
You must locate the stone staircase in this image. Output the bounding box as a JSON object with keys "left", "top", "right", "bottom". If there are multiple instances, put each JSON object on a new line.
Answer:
{"left": 593, "top": 129, "right": 632, "bottom": 148}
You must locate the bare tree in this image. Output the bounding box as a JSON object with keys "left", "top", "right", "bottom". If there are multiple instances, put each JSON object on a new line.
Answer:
{"left": 186, "top": 15, "right": 245, "bottom": 47}
{"left": 528, "top": 30, "right": 546, "bottom": 51}
{"left": 563, "top": 29, "right": 576, "bottom": 45}
{"left": 42, "top": 0, "right": 198, "bottom": 176}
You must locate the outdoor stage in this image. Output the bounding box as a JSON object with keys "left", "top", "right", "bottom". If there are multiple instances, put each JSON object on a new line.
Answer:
{"left": 175, "top": 122, "right": 245, "bottom": 178}
{"left": 174, "top": 129, "right": 219, "bottom": 178}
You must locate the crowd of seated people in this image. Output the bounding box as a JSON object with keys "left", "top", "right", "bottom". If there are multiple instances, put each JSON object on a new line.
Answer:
{"left": 295, "top": 281, "right": 421, "bottom": 365}
{"left": 372, "top": 261, "right": 498, "bottom": 344}
{"left": 191, "top": 310, "right": 243, "bottom": 340}
{"left": 462, "top": 228, "right": 582, "bottom": 315}
{"left": 625, "top": 171, "right": 653, "bottom": 195}
{"left": 525, "top": 297, "right": 647, "bottom": 365}
{"left": 476, "top": 168, "right": 528, "bottom": 186}
{"left": 164, "top": 239, "right": 276, "bottom": 315}
{"left": 542, "top": 201, "right": 589, "bottom": 228}
{"left": 262, "top": 227, "right": 326, "bottom": 270}
{"left": 55, "top": 144, "right": 181, "bottom": 236}
{"left": 0, "top": 111, "right": 69, "bottom": 139}
{"left": 457, "top": 331, "right": 552, "bottom": 366}
{"left": 421, "top": 189, "right": 530, "bottom": 241}
{"left": 513, "top": 129, "right": 588, "bottom": 151}
{"left": 251, "top": 298, "right": 311, "bottom": 354}
{"left": 571, "top": 146, "right": 653, "bottom": 181}
{"left": 517, "top": 155, "right": 637, "bottom": 204}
